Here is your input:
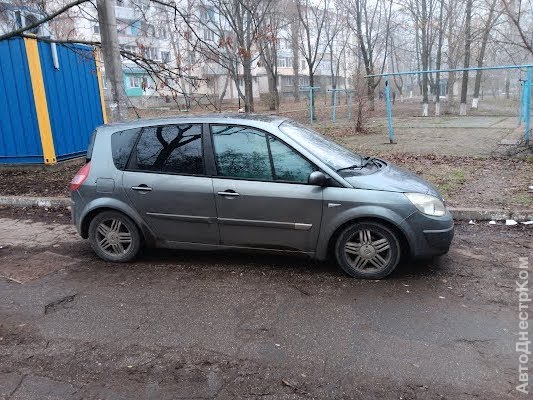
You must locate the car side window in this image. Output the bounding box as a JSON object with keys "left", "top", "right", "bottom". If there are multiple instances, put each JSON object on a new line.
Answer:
{"left": 268, "top": 135, "right": 316, "bottom": 183}
{"left": 212, "top": 124, "right": 316, "bottom": 183}
{"left": 111, "top": 128, "right": 140, "bottom": 170}
{"left": 129, "top": 124, "right": 204, "bottom": 175}
{"left": 212, "top": 125, "right": 273, "bottom": 180}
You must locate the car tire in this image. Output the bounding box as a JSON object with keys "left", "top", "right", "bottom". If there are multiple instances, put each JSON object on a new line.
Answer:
{"left": 88, "top": 210, "right": 141, "bottom": 262}
{"left": 334, "top": 221, "right": 401, "bottom": 279}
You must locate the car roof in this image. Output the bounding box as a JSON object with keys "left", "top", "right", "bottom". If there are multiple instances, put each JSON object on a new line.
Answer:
{"left": 98, "top": 113, "right": 290, "bottom": 133}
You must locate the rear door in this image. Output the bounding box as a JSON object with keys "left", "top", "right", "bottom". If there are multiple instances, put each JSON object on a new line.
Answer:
{"left": 122, "top": 123, "right": 219, "bottom": 244}
{"left": 210, "top": 124, "right": 324, "bottom": 252}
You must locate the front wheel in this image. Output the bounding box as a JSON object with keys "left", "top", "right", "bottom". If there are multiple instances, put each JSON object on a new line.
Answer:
{"left": 334, "top": 221, "right": 401, "bottom": 279}
{"left": 88, "top": 210, "right": 141, "bottom": 262}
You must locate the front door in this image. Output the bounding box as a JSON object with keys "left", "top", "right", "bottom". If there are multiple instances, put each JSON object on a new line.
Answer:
{"left": 210, "top": 124, "right": 323, "bottom": 252}
{"left": 123, "top": 123, "right": 218, "bottom": 244}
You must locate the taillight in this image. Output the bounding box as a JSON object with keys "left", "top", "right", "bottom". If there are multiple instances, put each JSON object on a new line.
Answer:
{"left": 70, "top": 162, "right": 91, "bottom": 191}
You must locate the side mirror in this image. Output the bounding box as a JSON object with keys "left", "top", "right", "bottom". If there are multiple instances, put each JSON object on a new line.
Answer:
{"left": 308, "top": 171, "right": 328, "bottom": 186}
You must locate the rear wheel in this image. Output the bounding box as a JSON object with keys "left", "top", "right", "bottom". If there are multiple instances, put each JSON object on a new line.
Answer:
{"left": 334, "top": 221, "right": 401, "bottom": 279}
{"left": 88, "top": 211, "right": 141, "bottom": 262}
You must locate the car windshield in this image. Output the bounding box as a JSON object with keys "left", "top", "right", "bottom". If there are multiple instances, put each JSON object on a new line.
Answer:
{"left": 279, "top": 121, "right": 362, "bottom": 170}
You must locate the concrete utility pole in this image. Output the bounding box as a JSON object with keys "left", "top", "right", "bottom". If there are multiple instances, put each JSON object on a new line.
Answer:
{"left": 96, "top": 0, "right": 128, "bottom": 121}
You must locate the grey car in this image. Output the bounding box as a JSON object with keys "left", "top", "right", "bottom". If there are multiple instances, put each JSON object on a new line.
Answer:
{"left": 70, "top": 114, "right": 454, "bottom": 279}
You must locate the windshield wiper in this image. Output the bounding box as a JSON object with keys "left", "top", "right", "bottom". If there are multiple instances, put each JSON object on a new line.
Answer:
{"left": 336, "top": 164, "right": 363, "bottom": 172}
{"left": 361, "top": 156, "right": 381, "bottom": 168}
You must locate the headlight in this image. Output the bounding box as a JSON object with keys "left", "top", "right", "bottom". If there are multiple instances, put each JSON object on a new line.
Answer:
{"left": 405, "top": 192, "right": 446, "bottom": 216}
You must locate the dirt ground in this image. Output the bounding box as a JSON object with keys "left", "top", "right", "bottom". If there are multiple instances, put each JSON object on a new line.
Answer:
{"left": 0, "top": 205, "right": 532, "bottom": 398}
{"left": 0, "top": 159, "right": 84, "bottom": 198}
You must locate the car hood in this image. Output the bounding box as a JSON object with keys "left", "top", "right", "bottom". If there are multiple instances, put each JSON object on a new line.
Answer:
{"left": 343, "top": 163, "right": 442, "bottom": 199}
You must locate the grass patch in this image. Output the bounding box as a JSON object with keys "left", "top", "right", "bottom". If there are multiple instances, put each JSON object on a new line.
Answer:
{"left": 432, "top": 168, "right": 468, "bottom": 199}
{"left": 513, "top": 193, "right": 533, "bottom": 207}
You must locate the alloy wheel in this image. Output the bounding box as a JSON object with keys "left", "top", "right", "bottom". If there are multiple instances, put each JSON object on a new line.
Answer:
{"left": 95, "top": 218, "right": 133, "bottom": 256}
{"left": 344, "top": 228, "right": 392, "bottom": 272}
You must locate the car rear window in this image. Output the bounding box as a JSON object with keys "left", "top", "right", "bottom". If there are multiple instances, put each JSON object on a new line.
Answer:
{"left": 86, "top": 130, "right": 97, "bottom": 162}
{"left": 111, "top": 128, "right": 141, "bottom": 170}
{"left": 128, "top": 124, "right": 204, "bottom": 175}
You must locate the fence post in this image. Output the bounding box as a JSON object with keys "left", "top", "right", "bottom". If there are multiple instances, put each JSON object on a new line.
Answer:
{"left": 525, "top": 67, "right": 532, "bottom": 144}
{"left": 385, "top": 76, "right": 395, "bottom": 143}
{"left": 348, "top": 91, "right": 353, "bottom": 120}
{"left": 332, "top": 90, "right": 337, "bottom": 122}
{"left": 300, "top": 87, "right": 320, "bottom": 125}
{"left": 518, "top": 80, "right": 524, "bottom": 126}
{"left": 23, "top": 36, "right": 56, "bottom": 165}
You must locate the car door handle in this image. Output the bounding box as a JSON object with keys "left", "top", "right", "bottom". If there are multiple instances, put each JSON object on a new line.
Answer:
{"left": 131, "top": 185, "right": 153, "bottom": 192}
{"left": 217, "top": 190, "right": 239, "bottom": 197}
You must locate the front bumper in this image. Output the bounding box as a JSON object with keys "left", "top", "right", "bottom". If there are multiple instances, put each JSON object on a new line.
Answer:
{"left": 404, "top": 209, "right": 454, "bottom": 258}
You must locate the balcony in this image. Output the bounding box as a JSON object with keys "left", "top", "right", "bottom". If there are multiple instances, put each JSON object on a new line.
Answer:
{"left": 202, "top": 64, "right": 227, "bottom": 76}
{"left": 115, "top": 5, "right": 138, "bottom": 21}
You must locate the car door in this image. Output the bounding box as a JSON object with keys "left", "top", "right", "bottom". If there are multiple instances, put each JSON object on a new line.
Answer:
{"left": 210, "top": 124, "right": 323, "bottom": 252}
{"left": 122, "top": 123, "right": 219, "bottom": 244}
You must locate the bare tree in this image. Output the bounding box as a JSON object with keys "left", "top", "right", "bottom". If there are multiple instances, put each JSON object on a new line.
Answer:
{"left": 434, "top": 0, "right": 445, "bottom": 115}
{"left": 289, "top": 8, "right": 301, "bottom": 101}
{"left": 296, "top": 0, "right": 337, "bottom": 118}
{"left": 471, "top": 0, "right": 502, "bottom": 108}
{"left": 459, "top": 0, "right": 474, "bottom": 115}
{"left": 257, "top": 3, "right": 283, "bottom": 111}
{"left": 155, "top": 0, "right": 274, "bottom": 112}
{"left": 0, "top": 0, "right": 89, "bottom": 40}
{"left": 501, "top": 0, "right": 533, "bottom": 56}
{"left": 345, "top": 0, "right": 393, "bottom": 111}
{"left": 445, "top": 0, "right": 464, "bottom": 106}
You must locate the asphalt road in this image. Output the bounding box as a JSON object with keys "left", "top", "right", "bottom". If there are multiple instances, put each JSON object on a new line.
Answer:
{"left": 0, "top": 209, "right": 531, "bottom": 399}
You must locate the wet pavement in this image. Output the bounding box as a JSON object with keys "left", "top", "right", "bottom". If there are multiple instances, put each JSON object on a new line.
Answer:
{"left": 0, "top": 210, "right": 531, "bottom": 399}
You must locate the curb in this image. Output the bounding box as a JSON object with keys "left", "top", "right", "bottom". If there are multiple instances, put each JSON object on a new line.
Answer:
{"left": 0, "top": 196, "right": 71, "bottom": 209}
{"left": 448, "top": 207, "right": 533, "bottom": 222}
{"left": 0, "top": 196, "right": 531, "bottom": 222}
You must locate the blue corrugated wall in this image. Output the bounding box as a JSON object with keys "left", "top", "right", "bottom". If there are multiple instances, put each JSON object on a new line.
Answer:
{"left": 38, "top": 42, "right": 104, "bottom": 160}
{"left": 0, "top": 38, "right": 43, "bottom": 164}
{"left": 0, "top": 37, "right": 104, "bottom": 164}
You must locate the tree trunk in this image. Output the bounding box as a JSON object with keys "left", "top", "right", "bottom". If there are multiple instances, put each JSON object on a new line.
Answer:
{"left": 366, "top": 76, "right": 375, "bottom": 111}
{"left": 420, "top": 0, "right": 429, "bottom": 116}
{"left": 435, "top": 0, "right": 444, "bottom": 116}
{"left": 472, "top": 0, "right": 498, "bottom": 109}
{"left": 291, "top": 19, "right": 300, "bottom": 102}
{"left": 460, "top": 0, "right": 473, "bottom": 115}
{"left": 309, "top": 70, "right": 316, "bottom": 120}
{"left": 96, "top": 0, "right": 128, "bottom": 121}
{"left": 267, "top": 72, "right": 278, "bottom": 111}
{"left": 217, "top": 74, "right": 230, "bottom": 111}
{"left": 242, "top": 58, "right": 254, "bottom": 112}
{"left": 505, "top": 74, "right": 510, "bottom": 99}
{"left": 415, "top": 26, "right": 422, "bottom": 97}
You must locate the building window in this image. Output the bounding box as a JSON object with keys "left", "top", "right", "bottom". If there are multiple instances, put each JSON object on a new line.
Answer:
{"left": 301, "top": 60, "right": 306, "bottom": 70}
{"left": 203, "top": 29, "right": 215, "bottom": 42}
{"left": 161, "top": 51, "right": 170, "bottom": 63}
{"left": 14, "top": 11, "right": 22, "bottom": 28}
{"left": 277, "top": 56, "right": 292, "bottom": 68}
{"left": 24, "top": 14, "right": 40, "bottom": 35}
{"left": 93, "top": 25, "right": 100, "bottom": 34}
{"left": 282, "top": 76, "right": 294, "bottom": 86}
{"left": 147, "top": 24, "right": 155, "bottom": 37}
{"left": 130, "top": 20, "right": 140, "bottom": 36}
{"left": 129, "top": 76, "right": 141, "bottom": 88}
